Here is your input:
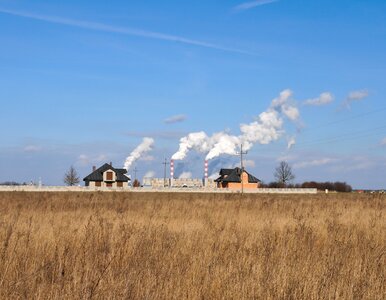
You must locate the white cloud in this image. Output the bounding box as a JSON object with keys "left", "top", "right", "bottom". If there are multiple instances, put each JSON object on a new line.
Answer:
{"left": 243, "top": 159, "right": 256, "bottom": 168}
{"left": 143, "top": 171, "right": 156, "bottom": 178}
{"left": 77, "top": 154, "right": 107, "bottom": 166}
{"left": 293, "top": 158, "right": 335, "bottom": 169}
{"left": 209, "top": 173, "right": 219, "bottom": 179}
{"left": 304, "top": 92, "right": 334, "bottom": 106}
{"left": 23, "top": 145, "right": 42, "bottom": 152}
{"left": 0, "top": 8, "right": 254, "bottom": 55}
{"left": 342, "top": 89, "right": 369, "bottom": 109}
{"left": 287, "top": 136, "right": 296, "bottom": 149}
{"left": 164, "top": 114, "right": 187, "bottom": 124}
{"left": 234, "top": 0, "right": 278, "bottom": 11}
{"left": 347, "top": 89, "right": 369, "bottom": 102}
{"left": 140, "top": 155, "right": 155, "bottom": 162}
{"left": 179, "top": 172, "right": 192, "bottom": 179}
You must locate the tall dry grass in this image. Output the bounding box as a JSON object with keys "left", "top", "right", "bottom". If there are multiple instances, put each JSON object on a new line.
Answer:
{"left": 0, "top": 192, "right": 385, "bottom": 299}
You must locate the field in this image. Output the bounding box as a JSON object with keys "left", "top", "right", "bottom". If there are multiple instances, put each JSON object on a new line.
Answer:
{"left": 0, "top": 192, "right": 385, "bottom": 299}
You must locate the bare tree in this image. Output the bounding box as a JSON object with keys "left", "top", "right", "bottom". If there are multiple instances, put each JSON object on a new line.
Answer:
{"left": 132, "top": 179, "right": 141, "bottom": 188}
{"left": 64, "top": 166, "right": 80, "bottom": 186}
{"left": 274, "top": 161, "right": 295, "bottom": 186}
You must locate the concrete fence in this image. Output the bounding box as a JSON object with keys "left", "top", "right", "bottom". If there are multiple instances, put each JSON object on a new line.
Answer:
{"left": 0, "top": 186, "right": 317, "bottom": 194}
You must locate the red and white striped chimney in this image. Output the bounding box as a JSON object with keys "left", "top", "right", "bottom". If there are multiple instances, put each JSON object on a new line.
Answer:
{"left": 170, "top": 159, "right": 174, "bottom": 178}
{"left": 170, "top": 159, "right": 174, "bottom": 187}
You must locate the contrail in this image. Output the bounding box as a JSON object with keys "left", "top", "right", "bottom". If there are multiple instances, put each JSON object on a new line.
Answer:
{"left": 234, "top": 0, "right": 278, "bottom": 11}
{"left": 0, "top": 7, "right": 256, "bottom": 55}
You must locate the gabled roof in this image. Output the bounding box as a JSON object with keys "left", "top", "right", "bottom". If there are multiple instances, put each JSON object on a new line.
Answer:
{"left": 215, "top": 167, "right": 260, "bottom": 183}
{"left": 83, "top": 163, "right": 130, "bottom": 182}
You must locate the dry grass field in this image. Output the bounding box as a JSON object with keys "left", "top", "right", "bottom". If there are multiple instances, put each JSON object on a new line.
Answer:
{"left": 0, "top": 192, "right": 385, "bottom": 299}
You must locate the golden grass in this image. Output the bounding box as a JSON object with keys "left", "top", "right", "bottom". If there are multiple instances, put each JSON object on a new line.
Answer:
{"left": 0, "top": 192, "right": 385, "bottom": 299}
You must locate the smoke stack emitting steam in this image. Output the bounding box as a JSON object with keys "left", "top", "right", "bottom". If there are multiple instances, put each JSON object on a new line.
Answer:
{"left": 171, "top": 90, "right": 300, "bottom": 161}
{"left": 170, "top": 159, "right": 174, "bottom": 179}
{"left": 124, "top": 137, "right": 154, "bottom": 171}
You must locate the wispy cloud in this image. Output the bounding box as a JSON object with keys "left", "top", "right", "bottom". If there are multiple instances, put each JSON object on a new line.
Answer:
{"left": 143, "top": 171, "right": 156, "bottom": 178}
{"left": 341, "top": 89, "right": 369, "bottom": 110}
{"left": 23, "top": 145, "right": 42, "bottom": 153}
{"left": 164, "top": 114, "right": 187, "bottom": 124}
{"left": 234, "top": 0, "right": 278, "bottom": 11}
{"left": 124, "top": 130, "right": 187, "bottom": 140}
{"left": 293, "top": 158, "right": 336, "bottom": 169}
{"left": 304, "top": 92, "right": 334, "bottom": 106}
{"left": 76, "top": 154, "right": 107, "bottom": 166}
{"left": 0, "top": 7, "right": 255, "bottom": 55}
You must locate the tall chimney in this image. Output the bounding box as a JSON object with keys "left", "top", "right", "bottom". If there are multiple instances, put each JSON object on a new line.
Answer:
{"left": 92, "top": 166, "right": 96, "bottom": 172}
{"left": 170, "top": 159, "right": 174, "bottom": 187}
{"left": 110, "top": 162, "right": 112, "bottom": 166}
{"left": 204, "top": 160, "right": 209, "bottom": 188}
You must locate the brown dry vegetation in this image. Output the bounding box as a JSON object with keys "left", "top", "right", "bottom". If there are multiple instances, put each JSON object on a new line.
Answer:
{"left": 0, "top": 192, "right": 385, "bottom": 299}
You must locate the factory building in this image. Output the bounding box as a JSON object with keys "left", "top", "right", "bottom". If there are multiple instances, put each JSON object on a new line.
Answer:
{"left": 143, "top": 178, "right": 216, "bottom": 189}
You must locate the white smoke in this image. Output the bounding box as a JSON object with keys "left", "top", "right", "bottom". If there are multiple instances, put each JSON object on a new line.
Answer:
{"left": 172, "top": 89, "right": 300, "bottom": 161}
{"left": 206, "top": 133, "right": 241, "bottom": 160}
{"left": 143, "top": 170, "right": 156, "bottom": 178}
{"left": 287, "top": 136, "right": 296, "bottom": 149}
{"left": 304, "top": 92, "right": 334, "bottom": 106}
{"left": 171, "top": 131, "right": 212, "bottom": 160}
{"left": 179, "top": 172, "right": 192, "bottom": 179}
{"left": 124, "top": 137, "right": 155, "bottom": 171}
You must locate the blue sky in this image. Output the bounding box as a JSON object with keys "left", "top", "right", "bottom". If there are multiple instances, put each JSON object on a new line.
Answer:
{"left": 0, "top": 0, "right": 385, "bottom": 188}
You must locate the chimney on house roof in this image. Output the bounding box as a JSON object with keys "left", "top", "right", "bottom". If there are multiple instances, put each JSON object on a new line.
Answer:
{"left": 110, "top": 162, "right": 112, "bottom": 166}
{"left": 92, "top": 166, "right": 96, "bottom": 172}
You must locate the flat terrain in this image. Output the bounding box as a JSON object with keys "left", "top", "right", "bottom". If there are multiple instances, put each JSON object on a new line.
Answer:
{"left": 0, "top": 192, "right": 385, "bottom": 299}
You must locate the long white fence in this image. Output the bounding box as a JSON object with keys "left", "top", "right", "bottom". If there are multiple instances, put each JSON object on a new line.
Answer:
{"left": 0, "top": 186, "right": 317, "bottom": 194}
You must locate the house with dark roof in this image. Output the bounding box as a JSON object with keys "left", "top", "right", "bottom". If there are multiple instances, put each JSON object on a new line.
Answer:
{"left": 215, "top": 167, "right": 261, "bottom": 190}
{"left": 83, "top": 163, "right": 130, "bottom": 188}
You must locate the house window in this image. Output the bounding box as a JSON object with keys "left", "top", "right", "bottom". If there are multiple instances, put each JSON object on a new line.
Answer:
{"left": 117, "top": 182, "right": 123, "bottom": 187}
{"left": 95, "top": 181, "right": 101, "bottom": 187}
{"left": 106, "top": 171, "right": 113, "bottom": 181}
{"left": 106, "top": 183, "right": 113, "bottom": 187}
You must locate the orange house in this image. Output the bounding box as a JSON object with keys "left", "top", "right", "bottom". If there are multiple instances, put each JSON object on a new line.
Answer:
{"left": 215, "top": 168, "right": 260, "bottom": 190}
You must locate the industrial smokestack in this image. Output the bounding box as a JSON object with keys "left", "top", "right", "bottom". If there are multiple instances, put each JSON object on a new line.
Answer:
{"left": 170, "top": 159, "right": 174, "bottom": 187}
{"left": 204, "top": 160, "right": 208, "bottom": 187}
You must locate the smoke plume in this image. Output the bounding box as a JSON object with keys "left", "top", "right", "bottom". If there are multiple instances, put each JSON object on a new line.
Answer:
{"left": 124, "top": 137, "right": 155, "bottom": 171}
{"left": 172, "top": 89, "right": 300, "bottom": 161}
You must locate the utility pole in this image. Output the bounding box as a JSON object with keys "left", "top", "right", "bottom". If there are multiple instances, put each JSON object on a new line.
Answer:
{"left": 237, "top": 144, "right": 248, "bottom": 194}
{"left": 133, "top": 167, "right": 139, "bottom": 181}
{"left": 162, "top": 158, "right": 170, "bottom": 187}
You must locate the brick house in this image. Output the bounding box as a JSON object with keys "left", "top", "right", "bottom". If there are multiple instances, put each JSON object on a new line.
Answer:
{"left": 215, "top": 167, "right": 260, "bottom": 190}
{"left": 83, "top": 163, "right": 130, "bottom": 188}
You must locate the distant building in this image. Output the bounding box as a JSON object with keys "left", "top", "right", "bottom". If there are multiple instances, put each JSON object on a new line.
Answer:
{"left": 215, "top": 168, "right": 260, "bottom": 189}
{"left": 83, "top": 163, "right": 130, "bottom": 188}
{"left": 142, "top": 177, "right": 216, "bottom": 188}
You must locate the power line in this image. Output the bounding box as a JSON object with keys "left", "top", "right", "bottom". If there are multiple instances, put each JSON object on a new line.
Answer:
{"left": 236, "top": 144, "right": 248, "bottom": 194}
{"left": 133, "top": 167, "right": 139, "bottom": 181}
{"left": 295, "top": 124, "right": 386, "bottom": 149}
{"left": 305, "top": 107, "right": 386, "bottom": 132}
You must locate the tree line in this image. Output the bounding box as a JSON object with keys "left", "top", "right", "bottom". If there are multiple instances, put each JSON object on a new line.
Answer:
{"left": 260, "top": 161, "right": 353, "bottom": 192}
